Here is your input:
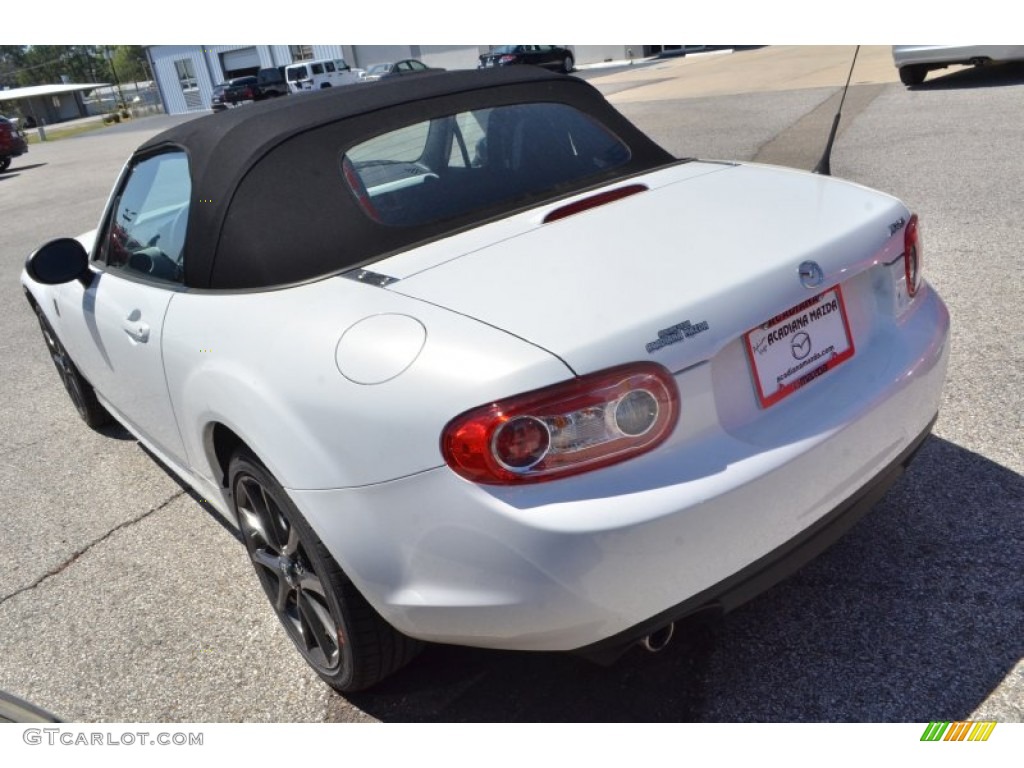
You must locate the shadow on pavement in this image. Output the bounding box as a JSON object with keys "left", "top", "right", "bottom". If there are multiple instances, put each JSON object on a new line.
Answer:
{"left": 1, "top": 163, "right": 47, "bottom": 176}
{"left": 335, "top": 436, "right": 1022, "bottom": 722}
{"left": 910, "top": 61, "right": 1024, "bottom": 90}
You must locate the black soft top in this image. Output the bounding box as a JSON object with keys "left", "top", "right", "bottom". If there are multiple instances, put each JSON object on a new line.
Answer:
{"left": 138, "top": 67, "right": 674, "bottom": 290}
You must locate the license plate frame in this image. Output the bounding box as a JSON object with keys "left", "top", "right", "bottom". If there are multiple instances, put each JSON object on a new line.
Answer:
{"left": 744, "top": 286, "right": 856, "bottom": 408}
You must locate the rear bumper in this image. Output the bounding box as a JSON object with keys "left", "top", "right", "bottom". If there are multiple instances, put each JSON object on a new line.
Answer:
{"left": 291, "top": 287, "right": 950, "bottom": 652}
{"left": 576, "top": 413, "right": 935, "bottom": 660}
{"left": 893, "top": 45, "right": 1024, "bottom": 68}
{"left": 2, "top": 140, "right": 27, "bottom": 158}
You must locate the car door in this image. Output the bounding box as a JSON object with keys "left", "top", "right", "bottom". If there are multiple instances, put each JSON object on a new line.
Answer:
{"left": 56, "top": 150, "right": 190, "bottom": 464}
{"left": 536, "top": 46, "right": 560, "bottom": 69}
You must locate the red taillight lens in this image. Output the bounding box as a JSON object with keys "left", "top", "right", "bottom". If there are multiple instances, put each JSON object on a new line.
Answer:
{"left": 441, "top": 363, "right": 679, "bottom": 484}
{"left": 499, "top": 55, "right": 518, "bottom": 64}
{"left": 904, "top": 213, "right": 922, "bottom": 297}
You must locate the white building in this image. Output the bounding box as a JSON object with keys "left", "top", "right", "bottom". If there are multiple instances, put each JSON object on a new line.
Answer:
{"left": 147, "top": 45, "right": 661, "bottom": 115}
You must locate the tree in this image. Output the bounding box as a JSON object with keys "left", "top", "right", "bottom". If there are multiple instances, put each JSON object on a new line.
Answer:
{"left": 1, "top": 46, "right": 113, "bottom": 87}
{"left": 0, "top": 45, "right": 27, "bottom": 88}
{"left": 111, "top": 46, "right": 149, "bottom": 84}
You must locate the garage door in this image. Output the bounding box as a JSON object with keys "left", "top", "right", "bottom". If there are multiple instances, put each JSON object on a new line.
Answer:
{"left": 221, "top": 47, "right": 261, "bottom": 78}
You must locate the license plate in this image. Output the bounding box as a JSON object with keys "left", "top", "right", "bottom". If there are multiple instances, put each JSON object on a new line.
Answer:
{"left": 744, "top": 286, "right": 855, "bottom": 408}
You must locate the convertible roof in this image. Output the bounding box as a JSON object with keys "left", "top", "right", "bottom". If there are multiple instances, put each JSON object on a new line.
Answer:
{"left": 142, "top": 67, "right": 571, "bottom": 165}
{"left": 137, "top": 67, "right": 674, "bottom": 290}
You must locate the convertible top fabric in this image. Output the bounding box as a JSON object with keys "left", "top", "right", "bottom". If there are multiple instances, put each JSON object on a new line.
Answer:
{"left": 138, "top": 67, "right": 675, "bottom": 289}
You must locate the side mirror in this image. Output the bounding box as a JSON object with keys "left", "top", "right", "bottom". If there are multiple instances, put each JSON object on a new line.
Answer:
{"left": 26, "top": 238, "right": 91, "bottom": 286}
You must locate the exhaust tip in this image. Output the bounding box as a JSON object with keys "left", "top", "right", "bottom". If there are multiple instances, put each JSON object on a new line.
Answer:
{"left": 639, "top": 622, "right": 675, "bottom": 653}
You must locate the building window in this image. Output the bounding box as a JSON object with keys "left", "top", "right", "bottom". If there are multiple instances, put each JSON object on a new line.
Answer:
{"left": 289, "top": 45, "right": 314, "bottom": 62}
{"left": 174, "top": 59, "right": 201, "bottom": 110}
{"left": 174, "top": 59, "right": 198, "bottom": 90}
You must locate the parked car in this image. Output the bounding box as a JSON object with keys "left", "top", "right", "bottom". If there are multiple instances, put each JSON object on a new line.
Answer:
{"left": 361, "top": 59, "right": 444, "bottom": 81}
{"left": 0, "top": 115, "right": 28, "bottom": 172}
{"left": 22, "top": 67, "right": 949, "bottom": 692}
{"left": 255, "top": 66, "right": 290, "bottom": 98}
{"left": 479, "top": 45, "right": 574, "bottom": 73}
{"left": 892, "top": 45, "right": 1024, "bottom": 85}
{"left": 285, "top": 57, "right": 361, "bottom": 92}
{"left": 210, "top": 76, "right": 260, "bottom": 111}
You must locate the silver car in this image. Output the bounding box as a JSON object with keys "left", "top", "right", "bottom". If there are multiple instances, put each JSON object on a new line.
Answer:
{"left": 892, "top": 45, "right": 1024, "bottom": 85}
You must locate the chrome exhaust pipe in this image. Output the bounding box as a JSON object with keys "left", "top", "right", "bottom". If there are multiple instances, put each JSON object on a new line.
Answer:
{"left": 639, "top": 622, "right": 674, "bottom": 653}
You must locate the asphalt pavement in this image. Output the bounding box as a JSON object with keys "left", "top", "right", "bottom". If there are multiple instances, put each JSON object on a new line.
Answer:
{"left": 0, "top": 46, "right": 1020, "bottom": 723}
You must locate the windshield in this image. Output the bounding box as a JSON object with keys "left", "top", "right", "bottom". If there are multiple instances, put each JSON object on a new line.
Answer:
{"left": 367, "top": 64, "right": 391, "bottom": 75}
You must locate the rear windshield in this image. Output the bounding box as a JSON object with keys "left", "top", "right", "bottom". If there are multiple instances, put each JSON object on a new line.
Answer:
{"left": 286, "top": 66, "right": 307, "bottom": 81}
{"left": 340, "top": 102, "right": 630, "bottom": 228}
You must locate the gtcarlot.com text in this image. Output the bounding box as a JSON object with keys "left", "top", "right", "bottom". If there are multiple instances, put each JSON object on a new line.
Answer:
{"left": 23, "top": 729, "right": 203, "bottom": 747}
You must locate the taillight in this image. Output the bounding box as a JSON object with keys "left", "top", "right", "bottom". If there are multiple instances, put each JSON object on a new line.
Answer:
{"left": 904, "top": 213, "right": 922, "bottom": 297}
{"left": 499, "top": 55, "right": 518, "bottom": 64}
{"left": 543, "top": 185, "right": 648, "bottom": 223}
{"left": 441, "top": 363, "right": 679, "bottom": 484}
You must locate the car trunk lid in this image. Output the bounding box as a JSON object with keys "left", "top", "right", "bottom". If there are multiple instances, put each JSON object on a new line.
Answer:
{"left": 386, "top": 162, "right": 908, "bottom": 375}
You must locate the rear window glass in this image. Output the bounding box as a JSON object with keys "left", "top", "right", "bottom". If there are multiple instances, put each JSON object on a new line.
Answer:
{"left": 340, "top": 102, "right": 630, "bottom": 228}
{"left": 287, "top": 66, "right": 307, "bottom": 80}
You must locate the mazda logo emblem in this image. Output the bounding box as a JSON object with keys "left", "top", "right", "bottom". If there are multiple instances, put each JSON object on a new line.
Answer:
{"left": 791, "top": 331, "right": 812, "bottom": 360}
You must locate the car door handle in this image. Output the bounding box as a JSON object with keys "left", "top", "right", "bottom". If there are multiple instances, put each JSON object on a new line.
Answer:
{"left": 123, "top": 321, "right": 150, "bottom": 343}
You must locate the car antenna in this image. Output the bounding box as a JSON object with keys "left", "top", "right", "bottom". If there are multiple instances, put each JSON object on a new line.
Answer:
{"left": 813, "top": 45, "right": 861, "bottom": 176}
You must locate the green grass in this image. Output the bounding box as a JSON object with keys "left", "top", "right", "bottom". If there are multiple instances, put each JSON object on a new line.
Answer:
{"left": 25, "top": 120, "right": 111, "bottom": 144}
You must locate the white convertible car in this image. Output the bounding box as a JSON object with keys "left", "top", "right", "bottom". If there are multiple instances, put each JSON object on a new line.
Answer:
{"left": 22, "top": 67, "right": 949, "bottom": 691}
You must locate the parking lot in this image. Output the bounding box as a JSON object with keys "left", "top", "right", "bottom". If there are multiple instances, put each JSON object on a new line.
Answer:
{"left": 0, "top": 46, "right": 1021, "bottom": 722}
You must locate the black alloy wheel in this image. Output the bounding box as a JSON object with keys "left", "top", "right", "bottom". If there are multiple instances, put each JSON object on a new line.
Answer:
{"left": 33, "top": 304, "right": 110, "bottom": 428}
{"left": 229, "top": 448, "right": 421, "bottom": 691}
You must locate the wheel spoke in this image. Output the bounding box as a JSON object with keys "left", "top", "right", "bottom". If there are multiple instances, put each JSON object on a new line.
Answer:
{"left": 236, "top": 488, "right": 270, "bottom": 548}
{"left": 238, "top": 477, "right": 286, "bottom": 552}
{"left": 274, "top": 575, "right": 293, "bottom": 613}
{"left": 282, "top": 525, "right": 300, "bottom": 557}
{"left": 297, "top": 570, "right": 326, "bottom": 596}
{"left": 297, "top": 590, "right": 339, "bottom": 667}
{"left": 259, "top": 485, "right": 287, "bottom": 552}
{"left": 250, "top": 547, "right": 281, "bottom": 574}
{"left": 64, "top": 370, "right": 87, "bottom": 415}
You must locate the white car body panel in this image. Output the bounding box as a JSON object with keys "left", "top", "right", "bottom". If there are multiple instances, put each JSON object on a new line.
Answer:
{"left": 54, "top": 271, "right": 185, "bottom": 460}
{"left": 390, "top": 162, "right": 908, "bottom": 375}
{"left": 293, "top": 282, "right": 948, "bottom": 647}
{"left": 161, "top": 281, "right": 572, "bottom": 490}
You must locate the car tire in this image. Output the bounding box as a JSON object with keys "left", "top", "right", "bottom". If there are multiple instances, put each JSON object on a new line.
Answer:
{"left": 899, "top": 65, "right": 927, "bottom": 86}
{"left": 32, "top": 303, "right": 111, "bottom": 429}
{"left": 229, "top": 448, "right": 422, "bottom": 692}
{"left": 562, "top": 55, "right": 574, "bottom": 74}
{"left": 0, "top": 157, "right": 11, "bottom": 172}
